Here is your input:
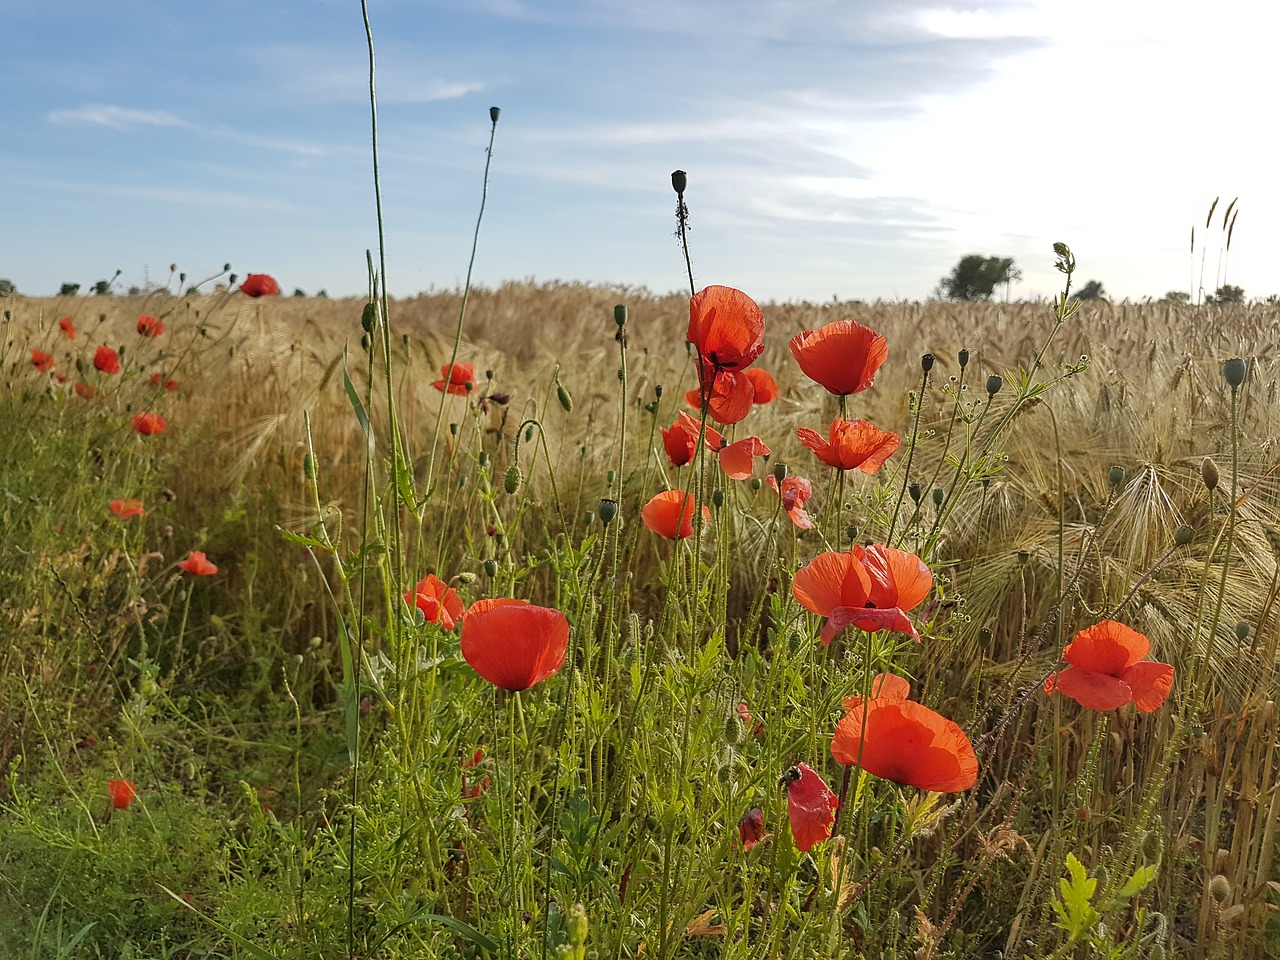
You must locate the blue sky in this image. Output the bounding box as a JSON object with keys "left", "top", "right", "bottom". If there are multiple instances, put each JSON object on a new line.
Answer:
{"left": 4, "top": 0, "right": 1277, "bottom": 301}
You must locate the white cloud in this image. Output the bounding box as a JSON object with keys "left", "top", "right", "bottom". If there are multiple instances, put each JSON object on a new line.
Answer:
{"left": 46, "top": 104, "right": 190, "bottom": 130}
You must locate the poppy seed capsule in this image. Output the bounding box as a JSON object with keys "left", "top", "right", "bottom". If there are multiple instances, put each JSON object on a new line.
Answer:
{"left": 986, "top": 375, "right": 1003, "bottom": 397}
{"left": 654, "top": 384, "right": 663, "bottom": 399}
{"left": 1235, "top": 621, "right": 1251, "bottom": 641}
{"left": 557, "top": 383, "right": 574, "bottom": 412}
{"left": 772, "top": 461, "right": 788, "bottom": 485}
{"left": 921, "top": 353, "right": 935, "bottom": 373}
{"left": 482, "top": 558, "right": 498, "bottom": 578}
{"left": 1108, "top": 465, "right": 1126, "bottom": 487}
{"left": 503, "top": 465, "right": 522, "bottom": 495}
{"left": 671, "top": 170, "right": 687, "bottom": 194}
{"left": 1201, "top": 457, "right": 1219, "bottom": 491}
{"left": 1175, "top": 524, "right": 1194, "bottom": 546}
{"left": 1223, "top": 357, "right": 1246, "bottom": 388}
{"left": 932, "top": 488, "right": 944, "bottom": 507}
{"left": 614, "top": 304, "right": 628, "bottom": 327}
{"left": 711, "top": 489, "right": 725, "bottom": 509}
{"left": 489, "top": 106, "right": 501, "bottom": 123}
{"left": 909, "top": 483, "right": 922, "bottom": 504}
{"left": 597, "top": 498, "right": 618, "bottom": 524}
{"left": 958, "top": 348, "right": 970, "bottom": 368}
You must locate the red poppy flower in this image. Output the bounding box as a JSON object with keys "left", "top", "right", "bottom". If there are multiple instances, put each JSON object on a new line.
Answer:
{"left": 781, "top": 762, "right": 838, "bottom": 852}
{"left": 1045, "top": 620, "right": 1174, "bottom": 712}
{"left": 685, "top": 369, "right": 755, "bottom": 425}
{"left": 108, "top": 778, "right": 137, "bottom": 809}
{"left": 736, "top": 702, "right": 764, "bottom": 737}
{"left": 59, "top": 316, "right": 76, "bottom": 339}
{"left": 862, "top": 543, "right": 933, "bottom": 614}
{"left": 840, "top": 672, "right": 912, "bottom": 712}
{"left": 31, "top": 349, "right": 54, "bottom": 373}
{"left": 132, "top": 412, "right": 167, "bottom": 435}
{"left": 136, "top": 314, "right": 165, "bottom": 337}
{"left": 719, "top": 435, "right": 771, "bottom": 481}
{"left": 433, "top": 362, "right": 476, "bottom": 396}
{"left": 404, "top": 573, "right": 465, "bottom": 629}
{"left": 461, "top": 748, "right": 491, "bottom": 800}
{"left": 767, "top": 474, "right": 815, "bottom": 529}
{"left": 94, "top": 345, "right": 122, "bottom": 375}
{"left": 797, "top": 418, "right": 900, "bottom": 473}
{"left": 75, "top": 382, "right": 95, "bottom": 399}
{"left": 149, "top": 372, "right": 179, "bottom": 391}
{"left": 460, "top": 597, "right": 569, "bottom": 691}
{"left": 641, "top": 490, "right": 711, "bottom": 540}
{"left": 240, "top": 273, "right": 281, "bottom": 298}
{"left": 687, "top": 285, "right": 766, "bottom": 375}
{"left": 738, "top": 807, "right": 766, "bottom": 852}
{"left": 744, "top": 367, "right": 779, "bottom": 404}
{"left": 661, "top": 411, "right": 724, "bottom": 467}
{"left": 110, "top": 498, "right": 145, "bottom": 520}
{"left": 178, "top": 551, "right": 218, "bottom": 576}
{"left": 832, "top": 694, "right": 977, "bottom": 793}
{"left": 791, "top": 546, "right": 930, "bottom": 643}
{"left": 55, "top": 373, "right": 68, "bottom": 383}
{"left": 789, "top": 319, "right": 888, "bottom": 396}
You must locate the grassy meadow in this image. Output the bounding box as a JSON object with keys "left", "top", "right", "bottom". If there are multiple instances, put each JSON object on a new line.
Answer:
{"left": 0, "top": 276, "right": 1277, "bottom": 959}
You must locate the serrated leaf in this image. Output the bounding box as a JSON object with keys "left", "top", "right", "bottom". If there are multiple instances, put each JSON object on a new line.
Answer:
{"left": 1115, "top": 863, "right": 1158, "bottom": 902}
{"left": 274, "top": 525, "right": 329, "bottom": 550}
{"left": 1051, "top": 853, "right": 1100, "bottom": 944}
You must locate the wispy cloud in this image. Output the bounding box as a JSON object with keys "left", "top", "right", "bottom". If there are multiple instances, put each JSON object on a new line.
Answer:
{"left": 46, "top": 104, "right": 190, "bottom": 130}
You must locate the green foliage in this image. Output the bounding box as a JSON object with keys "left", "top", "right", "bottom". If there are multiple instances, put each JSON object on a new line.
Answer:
{"left": 937, "top": 254, "right": 1021, "bottom": 300}
{"left": 0, "top": 278, "right": 16, "bottom": 296}
{"left": 1213, "top": 284, "right": 1245, "bottom": 303}
{"left": 91, "top": 279, "right": 113, "bottom": 295}
{"left": 1051, "top": 853, "right": 1100, "bottom": 944}
{"left": 59, "top": 282, "right": 81, "bottom": 296}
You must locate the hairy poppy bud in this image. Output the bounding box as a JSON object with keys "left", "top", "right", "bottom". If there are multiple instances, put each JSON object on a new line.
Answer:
{"left": 986, "top": 375, "right": 1003, "bottom": 397}
{"left": 455, "top": 572, "right": 478, "bottom": 585}
{"left": 958, "top": 349, "right": 970, "bottom": 368}
{"left": 482, "top": 558, "right": 498, "bottom": 578}
{"left": 909, "top": 483, "right": 922, "bottom": 504}
{"left": 1235, "top": 621, "right": 1251, "bottom": 641}
{"left": 477, "top": 451, "right": 488, "bottom": 467}
{"left": 921, "top": 353, "right": 935, "bottom": 373}
{"left": 711, "top": 489, "right": 725, "bottom": 509}
{"left": 614, "top": 304, "right": 628, "bottom": 327}
{"left": 1223, "top": 358, "right": 1246, "bottom": 388}
{"left": 1209, "top": 874, "right": 1231, "bottom": 902}
{"left": 1108, "top": 465, "right": 1126, "bottom": 487}
{"left": 671, "top": 170, "right": 687, "bottom": 194}
{"left": 489, "top": 106, "right": 501, "bottom": 123}
{"left": 597, "top": 498, "right": 618, "bottom": 524}
{"left": 557, "top": 382, "right": 574, "bottom": 412}
{"left": 503, "top": 465, "right": 522, "bottom": 494}
{"left": 361, "top": 302, "right": 377, "bottom": 332}
{"left": 1201, "top": 457, "right": 1219, "bottom": 492}
{"left": 1175, "top": 524, "right": 1194, "bottom": 546}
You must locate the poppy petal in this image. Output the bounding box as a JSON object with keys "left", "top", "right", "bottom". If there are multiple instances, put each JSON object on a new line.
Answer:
{"left": 1064, "top": 620, "right": 1149, "bottom": 674}
{"left": 460, "top": 598, "right": 569, "bottom": 692}
{"left": 641, "top": 490, "right": 710, "bottom": 540}
{"left": 824, "top": 605, "right": 921, "bottom": 645}
{"left": 718, "top": 436, "right": 770, "bottom": 480}
{"left": 743, "top": 367, "right": 779, "bottom": 403}
{"left": 1047, "top": 666, "right": 1133, "bottom": 711}
{"left": 792, "top": 550, "right": 869, "bottom": 618}
{"left": 1119, "top": 660, "right": 1174, "bottom": 713}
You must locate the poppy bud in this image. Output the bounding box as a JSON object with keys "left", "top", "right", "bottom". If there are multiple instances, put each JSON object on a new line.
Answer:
{"left": 1107, "top": 465, "right": 1125, "bottom": 487}
{"left": 1175, "top": 524, "right": 1194, "bottom": 546}
{"left": 455, "top": 572, "right": 478, "bottom": 585}
{"left": 711, "top": 489, "right": 724, "bottom": 509}
{"left": 597, "top": 498, "right": 618, "bottom": 524}
{"left": 654, "top": 384, "right": 663, "bottom": 399}
{"left": 606, "top": 470, "right": 616, "bottom": 485}
{"left": 671, "top": 170, "right": 687, "bottom": 194}
{"left": 482, "top": 558, "right": 498, "bottom": 578}
{"left": 986, "top": 375, "right": 1003, "bottom": 397}
{"left": 584, "top": 511, "right": 594, "bottom": 525}
{"left": 1222, "top": 358, "right": 1246, "bottom": 388}
{"left": 1201, "top": 457, "right": 1219, "bottom": 491}
{"left": 503, "top": 465, "right": 522, "bottom": 495}
{"left": 527, "top": 427, "right": 535, "bottom": 442}
{"left": 749, "top": 478, "right": 762, "bottom": 491}
{"left": 724, "top": 714, "right": 744, "bottom": 744}
{"left": 909, "top": 483, "right": 922, "bottom": 504}
{"left": 457, "top": 475, "right": 468, "bottom": 488}
{"left": 931, "top": 488, "right": 944, "bottom": 507}
{"left": 614, "top": 304, "right": 628, "bottom": 327}
{"left": 921, "top": 353, "right": 935, "bottom": 373}
{"left": 489, "top": 106, "right": 501, "bottom": 123}
{"left": 557, "top": 382, "right": 574, "bottom": 412}
{"left": 450, "top": 422, "right": 458, "bottom": 436}
{"left": 958, "top": 349, "right": 970, "bottom": 368}
{"left": 1209, "top": 874, "right": 1231, "bottom": 902}
{"left": 772, "top": 461, "right": 788, "bottom": 485}
{"left": 1235, "top": 621, "right": 1251, "bottom": 641}
{"left": 361, "top": 302, "right": 377, "bottom": 333}
{"left": 360, "top": 333, "right": 371, "bottom": 352}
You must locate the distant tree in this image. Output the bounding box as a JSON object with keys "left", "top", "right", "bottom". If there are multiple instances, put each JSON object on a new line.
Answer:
{"left": 1073, "top": 280, "right": 1106, "bottom": 300}
{"left": 938, "top": 255, "right": 1020, "bottom": 300}
{"left": 127, "top": 286, "right": 142, "bottom": 296}
{"left": 292, "top": 287, "right": 307, "bottom": 297}
{"left": 316, "top": 289, "right": 329, "bottom": 299}
{"left": 1164, "top": 291, "right": 1191, "bottom": 304}
{"left": 0, "top": 279, "right": 15, "bottom": 297}
{"left": 59, "top": 282, "right": 81, "bottom": 296}
{"left": 1213, "top": 284, "right": 1245, "bottom": 303}
{"left": 91, "top": 280, "right": 113, "bottom": 296}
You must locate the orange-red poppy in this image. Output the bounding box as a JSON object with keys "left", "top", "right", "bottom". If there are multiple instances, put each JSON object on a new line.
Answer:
{"left": 1045, "top": 620, "right": 1174, "bottom": 712}
{"left": 862, "top": 543, "right": 933, "bottom": 614}
{"left": 767, "top": 474, "right": 815, "bottom": 529}
{"left": 110, "top": 498, "right": 145, "bottom": 520}
{"left": 75, "top": 382, "right": 95, "bottom": 399}
{"left": 791, "top": 545, "right": 930, "bottom": 643}
{"left": 461, "top": 748, "right": 491, "bottom": 800}
{"left": 687, "top": 285, "right": 765, "bottom": 375}
{"left": 108, "top": 778, "right": 137, "bottom": 809}
{"left": 178, "top": 551, "right": 218, "bottom": 576}
{"left": 149, "top": 372, "right": 179, "bottom": 391}
{"left": 404, "top": 573, "right": 465, "bottom": 629}
{"left": 59, "top": 316, "right": 76, "bottom": 339}
{"left": 433, "top": 361, "right": 476, "bottom": 396}
{"left": 132, "top": 412, "right": 167, "bottom": 435}
{"left": 781, "top": 762, "right": 837, "bottom": 852}
{"left": 719, "top": 435, "right": 771, "bottom": 481}
{"left": 641, "top": 490, "right": 711, "bottom": 540}
{"left": 789, "top": 319, "right": 887, "bottom": 396}
{"left": 240, "top": 273, "right": 281, "bottom": 298}
{"left": 797, "top": 418, "right": 900, "bottom": 473}
{"left": 832, "top": 690, "right": 977, "bottom": 793}
{"left": 661, "top": 411, "right": 724, "bottom": 467}
{"left": 460, "top": 597, "right": 569, "bottom": 691}
{"left": 136, "top": 314, "right": 165, "bottom": 337}
{"left": 31, "top": 349, "right": 54, "bottom": 373}
{"left": 840, "top": 672, "right": 911, "bottom": 713}
{"left": 685, "top": 368, "right": 755, "bottom": 425}
{"left": 738, "top": 807, "right": 766, "bottom": 851}
{"left": 744, "top": 367, "right": 779, "bottom": 404}
{"left": 94, "top": 345, "right": 122, "bottom": 375}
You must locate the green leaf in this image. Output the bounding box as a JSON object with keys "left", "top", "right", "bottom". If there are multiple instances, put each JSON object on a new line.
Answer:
{"left": 342, "top": 350, "right": 373, "bottom": 454}
{"left": 1051, "top": 853, "right": 1100, "bottom": 945}
{"left": 370, "top": 910, "right": 499, "bottom": 955}
{"left": 274, "top": 525, "right": 329, "bottom": 550}
{"left": 1114, "top": 863, "right": 1159, "bottom": 903}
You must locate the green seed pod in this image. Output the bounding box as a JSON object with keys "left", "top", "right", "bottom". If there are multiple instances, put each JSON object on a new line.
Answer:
{"left": 1223, "top": 357, "right": 1247, "bottom": 388}
{"left": 614, "top": 304, "right": 628, "bottom": 327}
{"left": 449, "top": 422, "right": 458, "bottom": 436}
{"left": 1175, "top": 525, "right": 1194, "bottom": 546}
{"left": 772, "top": 461, "right": 788, "bottom": 485}
{"left": 477, "top": 450, "right": 488, "bottom": 467}
{"left": 583, "top": 511, "right": 594, "bottom": 525}
{"left": 457, "top": 475, "right": 468, "bottom": 488}
{"left": 978, "top": 627, "right": 993, "bottom": 647}
{"left": 1108, "top": 465, "right": 1126, "bottom": 487}
{"left": 606, "top": 469, "right": 616, "bottom": 485}
{"left": 711, "top": 489, "right": 724, "bottom": 509}
{"left": 845, "top": 525, "right": 860, "bottom": 542}
{"left": 958, "top": 348, "right": 970, "bottom": 368}
{"left": 909, "top": 483, "right": 922, "bottom": 504}
{"left": 489, "top": 106, "right": 501, "bottom": 123}
{"left": 360, "top": 301, "right": 377, "bottom": 332}
{"left": 482, "top": 558, "right": 498, "bottom": 578}
{"left": 749, "top": 478, "right": 762, "bottom": 492}
{"left": 485, "top": 369, "right": 494, "bottom": 381}
{"left": 654, "top": 384, "right": 663, "bottom": 399}
{"left": 597, "top": 498, "right": 619, "bottom": 524}
{"left": 503, "top": 465, "right": 522, "bottom": 494}
{"left": 557, "top": 382, "right": 574, "bottom": 412}
{"left": 986, "top": 374, "right": 1003, "bottom": 397}
{"left": 932, "top": 488, "right": 944, "bottom": 507}
{"left": 1201, "top": 457, "right": 1219, "bottom": 491}
{"left": 1235, "top": 621, "right": 1251, "bottom": 641}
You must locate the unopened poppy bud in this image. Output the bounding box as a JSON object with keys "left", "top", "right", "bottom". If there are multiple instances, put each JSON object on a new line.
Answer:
{"left": 614, "top": 304, "right": 628, "bottom": 327}
{"left": 1142, "top": 830, "right": 1163, "bottom": 862}
{"left": 1201, "top": 457, "right": 1219, "bottom": 491}
{"left": 360, "top": 333, "right": 371, "bottom": 352}
{"left": 489, "top": 106, "right": 501, "bottom": 123}
{"left": 654, "top": 384, "right": 663, "bottom": 399}
{"left": 711, "top": 489, "right": 724, "bottom": 509}
{"left": 931, "top": 488, "right": 944, "bottom": 507}
{"left": 671, "top": 170, "right": 687, "bottom": 194}
{"left": 986, "top": 375, "right": 1003, "bottom": 397}
{"left": 229, "top": 274, "right": 238, "bottom": 286}
{"left": 606, "top": 470, "right": 616, "bottom": 485}
{"left": 772, "top": 461, "right": 788, "bottom": 485}
{"left": 449, "top": 422, "right": 458, "bottom": 436}
{"left": 485, "top": 369, "right": 494, "bottom": 381}
{"left": 1235, "top": 621, "right": 1251, "bottom": 641}
{"left": 1175, "top": 524, "right": 1194, "bottom": 546}
{"left": 583, "top": 511, "right": 594, "bottom": 525}
{"left": 503, "top": 465, "right": 522, "bottom": 494}
{"left": 361, "top": 302, "right": 377, "bottom": 332}
{"left": 597, "top": 498, "right": 618, "bottom": 524}
{"left": 179, "top": 272, "right": 186, "bottom": 284}
{"left": 527, "top": 426, "right": 535, "bottom": 442}
{"left": 1223, "top": 357, "right": 1246, "bottom": 388}
{"left": 457, "top": 475, "right": 468, "bottom": 488}
{"left": 455, "top": 572, "right": 478, "bottom": 585}
{"left": 557, "top": 382, "right": 574, "bottom": 412}
{"left": 482, "top": 558, "right": 498, "bottom": 578}
{"left": 958, "top": 349, "right": 970, "bottom": 368}
{"left": 749, "top": 477, "right": 762, "bottom": 491}
{"left": 724, "top": 715, "right": 744, "bottom": 744}
{"left": 1209, "top": 874, "right": 1231, "bottom": 902}
{"left": 909, "top": 483, "right": 922, "bottom": 504}
{"left": 921, "top": 353, "right": 935, "bottom": 373}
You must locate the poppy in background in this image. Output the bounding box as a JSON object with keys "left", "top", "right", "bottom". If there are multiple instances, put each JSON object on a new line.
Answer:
{"left": 59, "top": 317, "right": 76, "bottom": 339}
{"left": 738, "top": 807, "right": 766, "bottom": 852}
{"left": 94, "top": 345, "right": 122, "bottom": 375}
{"left": 460, "top": 597, "right": 569, "bottom": 692}
{"left": 641, "top": 490, "right": 710, "bottom": 540}
{"left": 404, "top": 573, "right": 465, "bottom": 629}
{"left": 110, "top": 499, "right": 145, "bottom": 520}
{"left": 149, "top": 373, "right": 179, "bottom": 391}
{"left": 767, "top": 474, "right": 815, "bottom": 529}
{"left": 461, "top": 748, "right": 491, "bottom": 800}
{"left": 797, "top": 418, "right": 900, "bottom": 473}
{"left": 781, "top": 762, "right": 837, "bottom": 852}
{"left": 31, "top": 349, "right": 54, "bottom": 373}
{"left": 132, "top": 412, "right": 167, "bottom": 435}
{"left": 178, "top": 551, "right": 218, "bottom": 576}
{"left": 108, "top": 778, "right": 137, "bottom": 810}
{"left": 743, "top": 367, "right": 779, "bottom": 404}
{"left": 687, "top": 285, "right": 765, "bottom": 375}
{"left": 136, "top": 314, "right": 165, "bottom": 337}
{"left": 789, "top": 319, "right": 887, "bottom": 396}
{"left": 74, "top": 382, "right": 95, "bottom": 399}
{"left": 433, "top": 362, "right": 476, "bottom": 396}
{"left": 240, "top": 273, "right": 281, "bottom": 298}
{"left": 1045, "top": 620, "right": 1174, "bottom": 712}
{"left": 792, "top": 545, "right": 931, "bottom": 643}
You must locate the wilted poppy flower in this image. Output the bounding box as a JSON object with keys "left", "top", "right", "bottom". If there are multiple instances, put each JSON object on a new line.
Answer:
{"left": 59, "top": 316, "right": 76, "bottom": 339}
{"left": 738, "top": 807, "right": 766, "bottom": 851}
{"left": 641, "top": 489, "right": 711, "bottom": 540}
{"left": 136, "top": 314, "right": 165, "bottom": 337}
{"left": 240, "top": 273, "right": 281, "bottom": 297}
{"left": 1045, "top": 620, "right": 1174, "bottom": 712}
{"left": 108, "top": 778, "right": 137, "bottom": 809}
{"left": 132, "top": 412, "right": 167, "bottom": 435}
{"left": 94, "top": 345, "right": 122, "bottom": 375}
{"left": 433, "top": 361, "right": 476, "bottom": 396}
{"left": 687, "top": 285, "right": 766, "bottom": 375}
{"left": 461, "top": 748, "right": 491, "bottom": 800}
{"left": 792, "top": 545, "right": 930, "bottom": 643}
{"left": 149, "top": 372, "right": 179, "bottom": 391}
{"left": 110, "top": 498, "right": 145, "bottom": 520}
{"left": 781, "top": 762, "right": 837, "bottom": 852}
{"left": 75, "top": 382, "right": 95, "bottom": 399}
{"left": 798, "top": 418, "right": 900, "bottom": 473}
{"left": 178, "top": 551, "right": 218, "bottom": 576}
{"left": 789, "top": 319, "right": 888, "bottom": 396}
{"left": 767, "top": 474, "right": 815, "bottom": 529}
{"left": 744, "top": 367, "right": 779, "bottom": 404}
{"left": 460, "top": 597, "right": 569, "bottom": 692}
{"left": 404, "top": 573, "right": 464, "bottom": 629}
{"left": 685, "top": 368, "right": 755, "bottom": 425}
{"left": 31, "top": 349, "right": 54, "bottom": 373}
{"left": 832, "top": 683, "right": 977, "bottom": 793}
{"left": 661, "top": 411, "right": 724, "bottom": 467}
